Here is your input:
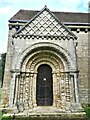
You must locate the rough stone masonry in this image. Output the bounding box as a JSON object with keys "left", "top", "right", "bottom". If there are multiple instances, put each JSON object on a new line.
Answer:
{"left": 1, "top": 6, "right": 89, "bottom": 116}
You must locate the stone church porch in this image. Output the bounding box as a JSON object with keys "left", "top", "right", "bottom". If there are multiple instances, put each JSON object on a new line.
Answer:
{"left": 9, "top": 71, "right": 83, "bottom": 113}
{"left": 1, "top": 6, "right": 87, "bottom": 118}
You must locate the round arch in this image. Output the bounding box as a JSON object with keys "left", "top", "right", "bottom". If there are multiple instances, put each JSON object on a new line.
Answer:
{"left": 23, "top": 50, "right": 65, "bottom": 73}
{"left": 12, "top": 42, "right": 78, "bottom": 109}
{"left": 13, "top": 42, "right": 74, "bottom": 72}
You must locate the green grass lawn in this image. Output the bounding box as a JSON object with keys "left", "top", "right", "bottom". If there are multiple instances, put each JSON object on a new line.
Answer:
{"left": 1, "top": 116, "right": 89, "bottom": 120}
{"left": 84, "top": 107, "right": 90, "bottom": 118}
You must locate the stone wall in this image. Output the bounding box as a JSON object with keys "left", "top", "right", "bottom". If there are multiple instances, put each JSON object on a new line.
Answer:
{"left": 75, "top": 31, "right": 88, "bottom": 104}
{"left": 1, "top": 28, "right": 16, "bottom": 104}
{"left": 2, "top": 22, "right": 89, "bottom": 106}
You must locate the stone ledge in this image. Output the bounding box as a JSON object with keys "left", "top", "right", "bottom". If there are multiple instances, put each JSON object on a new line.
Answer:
{"left": 3, "top": 112, "right": 86, "bottom": 119}
{"left": 0, "top": 106, "right": 86, "bottom": 119}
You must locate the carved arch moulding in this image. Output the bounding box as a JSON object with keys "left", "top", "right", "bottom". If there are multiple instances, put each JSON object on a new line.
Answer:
{"left": 12, "top": 42, "right": 74, "bottom": 73}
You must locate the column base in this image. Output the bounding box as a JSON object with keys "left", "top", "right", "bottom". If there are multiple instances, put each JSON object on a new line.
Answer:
{"left": 66, "top": 102, "right": 84, "bottom": 112}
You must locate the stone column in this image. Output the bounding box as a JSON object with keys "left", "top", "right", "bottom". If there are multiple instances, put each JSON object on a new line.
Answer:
{"left": 70, "top": 74, "right": 75, "bottom": 103}
{"left": 9, "top": 73, "right": 16, "bottom": 108}
{"left": 32, "top": 73, "right": 37, "bottom": 107}
{"left": 56, "top": 73, "right": 61, "bottom": 107}
{"left": 65, "top": 73, "right": 70, "bottom": 102}
{"left": 28, "top": 73, "right": 33, "bottom": 108}
{"left": 24, "top": 73, "right": 29, "bottom": 110}
{"left": 52, "top": 73, "right": 57, "bottom": 107}
{"left": 74, "top": 73, "right": 79, "bottom": 103}
{"left": 65, "top": 73, "right": 72, "bottom": 111}
{"left": 14, "top": 74, "right": 19, "bottom": 105}
{"left": 60, "top": 73, "right": 66, "bottom": 110}
{"left": 19, "top": 73, "right": 24, "bottom": 112}
{"left": 16, "top": 75, "right": 20, "bottom": 105}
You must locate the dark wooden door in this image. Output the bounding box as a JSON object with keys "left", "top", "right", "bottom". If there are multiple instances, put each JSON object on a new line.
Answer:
{"left": 36, "top": 64, "right": 53, "bottom": 106}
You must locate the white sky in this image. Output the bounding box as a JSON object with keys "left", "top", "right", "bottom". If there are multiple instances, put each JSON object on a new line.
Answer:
{"left": 0, "top": 0, "right": 89, "bottom": 53}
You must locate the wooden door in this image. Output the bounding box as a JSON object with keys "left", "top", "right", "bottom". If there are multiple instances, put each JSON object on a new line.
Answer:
{"left": 36, "top": 64, "right": 53, "bottom": 106}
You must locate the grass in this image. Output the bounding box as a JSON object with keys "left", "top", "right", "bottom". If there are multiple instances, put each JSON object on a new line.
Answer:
{"left": 1, "top": 116, "right": 11, "bottom": 120}
{"left": 1, "top": 116, "right": 89, "bottom": 120}
{"left": 84, "top": 107, "right": 90, "bottom": 118}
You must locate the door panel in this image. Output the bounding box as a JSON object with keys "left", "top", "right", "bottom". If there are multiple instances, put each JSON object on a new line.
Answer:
{"left": 36, "top": 64, "right": 53, "bottom": 106}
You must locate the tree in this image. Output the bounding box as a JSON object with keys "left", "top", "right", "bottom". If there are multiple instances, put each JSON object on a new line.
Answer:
{"left": 0, "top": 58, "right": 2, "bottom": 87}
{"left": 1, "top": 53, "right": 6, "bottom": 87}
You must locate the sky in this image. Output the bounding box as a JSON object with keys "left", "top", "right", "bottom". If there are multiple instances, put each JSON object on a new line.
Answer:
{"left": 0, "top": 0, "right": 89, "bottom": 53}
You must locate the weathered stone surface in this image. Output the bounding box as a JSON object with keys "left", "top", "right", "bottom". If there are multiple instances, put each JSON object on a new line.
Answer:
{"left": 1, "top": 6, "right": 87, "bottom": 117}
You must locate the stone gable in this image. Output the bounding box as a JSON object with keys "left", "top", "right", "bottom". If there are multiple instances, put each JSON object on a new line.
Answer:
{"left": 13, "top": 6, "right": 76, "bottom": 39}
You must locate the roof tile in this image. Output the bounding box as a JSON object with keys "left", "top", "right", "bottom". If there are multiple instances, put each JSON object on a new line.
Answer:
{"left": 9, "top": 9, "right": 88, "bottom": 23}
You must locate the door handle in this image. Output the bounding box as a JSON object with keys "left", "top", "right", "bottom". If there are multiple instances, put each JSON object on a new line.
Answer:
{"left": 43, "top": 78, "right": 47, "bottom": 81}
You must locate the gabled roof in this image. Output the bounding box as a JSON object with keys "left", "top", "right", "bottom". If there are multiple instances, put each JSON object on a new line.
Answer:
{"left": 13, "top": 6, "right": 77, "bottom": 39}
{"left": 9, "top": 7, "right": 88, "bottom": 24}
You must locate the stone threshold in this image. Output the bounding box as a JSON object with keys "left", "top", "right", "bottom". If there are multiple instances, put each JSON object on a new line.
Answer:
{"left": 3, "top": 111, "right": 86, "bottom": 119}
{"left": 1, "top": 106, "right": 86, "bottom": 119}
{"left": 3, "top": 113, "right": 87, "bottom": 120}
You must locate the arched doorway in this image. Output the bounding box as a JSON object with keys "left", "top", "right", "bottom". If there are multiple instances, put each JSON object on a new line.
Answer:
{"left": 36, "top": 64, "right": 53, "bottom": 106}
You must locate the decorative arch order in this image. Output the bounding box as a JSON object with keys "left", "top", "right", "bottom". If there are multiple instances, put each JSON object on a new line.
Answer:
{"left": 11, "top": 42, "right": 79, "bottom": 111}
{"left": 14, "top": 42, "right": 74, "bottom": 72}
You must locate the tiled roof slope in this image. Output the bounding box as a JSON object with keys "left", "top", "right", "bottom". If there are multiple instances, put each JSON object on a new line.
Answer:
{"left": 9, "top": 9, "right": 88, "bottom": 23}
